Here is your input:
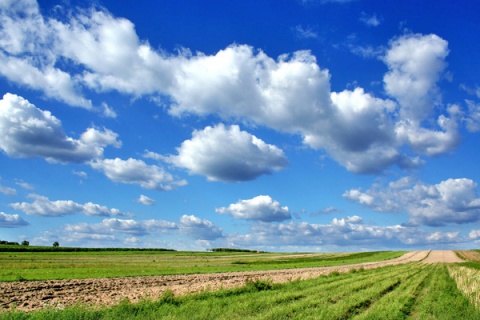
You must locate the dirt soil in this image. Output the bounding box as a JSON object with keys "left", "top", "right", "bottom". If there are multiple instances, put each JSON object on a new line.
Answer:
{"left": 0, "top": 250, "right": 463, "bottom": 312}
{"left": 421, "top": 250, "right": 464, "bottom": 263}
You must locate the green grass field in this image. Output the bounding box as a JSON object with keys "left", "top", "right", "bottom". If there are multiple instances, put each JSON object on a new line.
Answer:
{"left": 1, "top": 249, "right": 480, "bottom": 319}
{"left": 0, "top": 249, "right": 404, "bottom": 281}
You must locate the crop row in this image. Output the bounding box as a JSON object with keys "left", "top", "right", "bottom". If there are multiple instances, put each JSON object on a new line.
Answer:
{"left": 4, "top": 263, "right": 479, "bottom": 319}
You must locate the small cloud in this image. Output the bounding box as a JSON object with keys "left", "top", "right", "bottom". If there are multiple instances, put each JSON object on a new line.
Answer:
{"left": 15, "top": 179, "right": 34, "bottom": 190}
{"left": 73, "top": 170, "right": 88, "bottom": 179}
{"left": 216, "top": 195, "right": 291, "bottom": 222}
{"left": 179, "top": 215, "right": 223, "bottom": 240}
{"left": 101, "top": 102, "right": 117, "bottom": 118}
{"left": 0, "top": 183, "right": 17, "bottom": 196}
{"left": 294, "top": 25, "right": 318, "bottom": 39}
{"left": 311, "top": 206, "right": 340, "bottom": 216}
{"left": 136, "top": 195, "right": 156, "bottom": 206}
{"left": 89, "top": 158, "right": 187, "bottom": 191}
{"left": 0, "top": 212, "right": 29, "bottom": 228}
{"left": 360, "top": 12, "right": 382, "bottom": 27}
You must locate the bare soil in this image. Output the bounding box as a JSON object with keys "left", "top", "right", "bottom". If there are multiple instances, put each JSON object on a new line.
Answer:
{"left": 421, "top": 250, "right": 464, "bottom": 263}
{"left": 0, "top": 250, "right": 462, "bottom": 312}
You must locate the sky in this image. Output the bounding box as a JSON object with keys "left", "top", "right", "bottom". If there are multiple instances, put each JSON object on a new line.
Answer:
{"left": 0, "top": 0, "right": 480, "bottom": 252}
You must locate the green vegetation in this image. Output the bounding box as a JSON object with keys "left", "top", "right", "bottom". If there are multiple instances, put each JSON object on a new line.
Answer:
{"left": 0, "top": 244, "right": 176, "bottom": 253}
{"left": 0, "top": 250, "right": 404, "bottom": 282}
{"left": 2, "top": 264, "right": 478, "bottom": 319}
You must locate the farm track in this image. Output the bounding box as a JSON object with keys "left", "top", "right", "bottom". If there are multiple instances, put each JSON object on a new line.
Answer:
{"left": 0, "top": 250, "right": 462, "bottom": 312}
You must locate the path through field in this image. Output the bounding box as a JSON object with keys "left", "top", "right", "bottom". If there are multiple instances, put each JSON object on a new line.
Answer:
{"left": 0, "top": 250, "right": 463, "bottom": 312}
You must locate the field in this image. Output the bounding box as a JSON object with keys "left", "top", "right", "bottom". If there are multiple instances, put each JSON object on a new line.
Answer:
{"left": 1, "top": 248, "right": 480, "bottom": 319}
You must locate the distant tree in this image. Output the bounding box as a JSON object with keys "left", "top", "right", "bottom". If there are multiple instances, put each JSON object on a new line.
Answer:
{"left": 21, "top": 240, "right": 29, "bottom": 246}
{"left": 53, "top": 241, "right": 59, "bottom": 247}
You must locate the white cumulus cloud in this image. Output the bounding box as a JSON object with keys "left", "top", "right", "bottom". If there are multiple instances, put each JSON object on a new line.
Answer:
{"left": 216, "top": 195, "right": 291, "bottom": 222}
{"left": 0, "top": 212, "right": 29, "bottom": 228}
{"left": 0, "top": 2, "right": 470, "bottom": 175}
{"left": 345, "top": 177, "right": 480, "bottom": 226}
{"left": 10, "top": 194, "right": 125, "bottom": 217}
{"left": 0, "top": 93, "right": 120, "bottom": 163}
{"left": 89, "top": 158, "right": 187, "bottom": 190}
{"left": 179, "top": 215, "right": 223, "bottom": 240}
{"left": 166, "top": 124, "right": 288, "bottom": 182}
{"left": 136, "top": 195, "right": 156, "bottom": 206}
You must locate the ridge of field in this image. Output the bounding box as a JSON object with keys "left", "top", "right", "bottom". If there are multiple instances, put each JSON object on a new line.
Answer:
{"left": 0, "top": 250, "right": 405, "bottom": 282}
{"left": 2, "top": 263, "right": 479, "bottom": 319}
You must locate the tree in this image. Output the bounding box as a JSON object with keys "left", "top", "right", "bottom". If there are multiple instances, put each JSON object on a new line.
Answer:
{"left": 21, "top": 240, "right": 29, "bottom": 246}
{"left": 53, "top": 241, "right": 59, "bottom": 247}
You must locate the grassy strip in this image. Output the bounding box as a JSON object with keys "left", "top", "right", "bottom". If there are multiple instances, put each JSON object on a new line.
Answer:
{"left": 409, "top": 264, "right": 480, "bottom": 320}
{"left": 353, "top": 264, "right": 430, "bottom": 319}
{"left": 0, "top": 250, "right": 405, "bottom": 282}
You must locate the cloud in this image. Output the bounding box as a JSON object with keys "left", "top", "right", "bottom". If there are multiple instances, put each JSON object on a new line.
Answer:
{"left": 101, "top": 102, "right": 117, "bottom": 118}
{"left": 0, "top": 3, "right": 468, "bottom": 174}
{"left": 0, "top": 212, "right": 29, "bottom": 228}
{"left": 166, "top": 124, "right": 288, "bottom": 181}
{"left": 294, "top": 25, "right": 318, "bottom": 39}
{"left": 73, "top": 171, "right": 88, "bottom": 179}
{"left": 216, "top": 195, "right": 291, "bottom": 222}
{"left": 89, "top": 158, "right": 187, "bottom": 190}
{"left": 384, "top": 33, "right": 448, "bottom": 122}
{"left": 0, "top": 1, "right": 91, "bottom": 108}
{"left": 136, "top": 195, "right": 155, "bottom": 206}
{"left": 15, "top": 179, "right": 34, "bottom": 190}
{"left": 179, "top": 215, "right": 223, "bottom": 240}
{"left": 0, "top": 182, "right": 16, "bottom": 196}
{"left": 360, "top": 13, "right": 382, "bottom": 27}
{"left": 0, "top": 93, "right": 120, "bottom": 163}
{"left": 465, "top": 100, "right": 480, "bottom": 132}
{"left": 10, "top": 194, "right": 125, "bottom": 217}
{"left": 344, "top": 177, "right": 480, "bottom": 226}
{"left": 64, "top": 218, "right": 178, "bottom": 237}
{"left": 225, "top": 217, "right": 463, "bottom": 250}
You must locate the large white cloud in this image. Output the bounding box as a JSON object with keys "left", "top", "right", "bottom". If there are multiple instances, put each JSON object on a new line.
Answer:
{"left": 0, "top": 1, "right": 91, "bottom": 108}
{"left": 0, "top": 212, "right": 29, "bottom": 228}
{"left": 89, "top": 158, "right": 187, "bottom": 190}
{"left": 10, "top": 194, "right": 125, "bottom": 217}
{"left": 0, "top": 93, "right": 120, "bottom": 163}
{"left": 166, "top": 124, "right": 288, "bottom": 181}
{"left": 0, "top": 2, "right": 468, "bottom": 174}
{"left": 216, "top": 195, "right": 291, "bottom": 222}
{"left": 344, "top": 177, "right": 480, "bottom": 226}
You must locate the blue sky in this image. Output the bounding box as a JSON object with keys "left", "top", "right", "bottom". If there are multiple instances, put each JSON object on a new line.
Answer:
{"left": 1, "top": 0, "right": 480, "bottom": 251}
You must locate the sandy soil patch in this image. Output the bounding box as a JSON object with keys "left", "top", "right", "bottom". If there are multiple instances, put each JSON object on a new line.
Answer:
{"left": 0, "top": 250, "right": 445, "bottom": 313}
{"left": 421, "top": 250, "right": 464, "bottom": 263}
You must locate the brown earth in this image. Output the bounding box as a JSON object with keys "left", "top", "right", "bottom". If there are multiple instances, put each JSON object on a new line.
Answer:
{"left": 0, "top": 250, "right": 462, "bottom": 312}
